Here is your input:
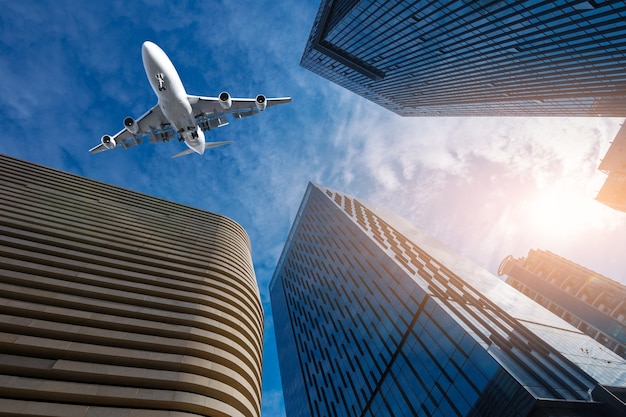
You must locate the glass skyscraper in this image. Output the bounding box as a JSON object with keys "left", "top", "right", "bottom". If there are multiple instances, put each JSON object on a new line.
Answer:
{"left": 301, "top": 0, "right": 626, "bottom": 116}
{"left": 499, "top": 249, "right": 626, "bottom": 359}
{"left": 0, "top": 154, "right": 264, "bottom": 417}
{"left": 270, "top": 183, "right": 626, "bottom": 417}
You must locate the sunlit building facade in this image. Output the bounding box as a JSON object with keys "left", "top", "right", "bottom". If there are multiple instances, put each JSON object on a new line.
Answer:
{"left": 499, "top": 249, "right": 626, "bottom": 359}
{"left": 270, "top": 183, "right": 626, "bottom": 417}
{"left": 0, "top": 154, "right": 264, "bottom": 417}
{"left": 301, "top": 0, "right": 626, "bottom": 116}
{"left": 596, "top": 122, "right": 626, "bottom": 212}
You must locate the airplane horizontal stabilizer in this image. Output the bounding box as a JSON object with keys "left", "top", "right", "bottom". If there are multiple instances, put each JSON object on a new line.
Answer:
{"left": 171, "top": 148, "right": 196, "bottom": 158}
{"left": 171, "top": 141, "right": 232, "bottom": 158}
{"left": 204, "top": 140, "right": 232, "bottom": 150}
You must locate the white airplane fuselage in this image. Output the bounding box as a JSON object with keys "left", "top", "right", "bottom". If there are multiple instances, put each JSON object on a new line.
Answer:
{"left": 141, "top": 41, "right": 206, "bottom": 154}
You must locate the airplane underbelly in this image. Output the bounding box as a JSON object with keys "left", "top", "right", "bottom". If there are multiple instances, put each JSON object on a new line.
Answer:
{"left": 160, "top": 97, "right": 194, "bottom": 132}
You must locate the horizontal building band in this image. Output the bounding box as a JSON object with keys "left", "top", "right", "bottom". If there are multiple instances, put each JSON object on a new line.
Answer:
{"left": 0, "top": 374, "right": 245, "bottom": 417}
{"left": 0, "top": 310, "right": 260, "bottom": 394}
{"left": 0, "top": 398, "right": 212, "bottom": 417}
{"left": 0, "top": 154, "right": 264, "bottom": 417}
{"left": 0, "top": 249, "right": 262, "bottom": 367}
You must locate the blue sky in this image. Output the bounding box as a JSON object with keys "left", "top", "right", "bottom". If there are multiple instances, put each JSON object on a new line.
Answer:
{"left": 1, "top": 1, "right": 625, "bottom": 416}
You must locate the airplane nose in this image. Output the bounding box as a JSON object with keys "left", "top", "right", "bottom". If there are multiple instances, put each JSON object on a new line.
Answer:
{"left": 142, "top": 41, "right": 164, "bottom": 64}
{"left": 142, "top": 41, "right": 154, "bottom": 60}
{"left": 142, "top": 41, "right": 156, "bottom": 50}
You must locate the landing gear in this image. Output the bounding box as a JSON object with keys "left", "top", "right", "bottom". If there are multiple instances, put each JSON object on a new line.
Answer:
{"left": 177, "top": 127, "right": 199, "bottom": 141}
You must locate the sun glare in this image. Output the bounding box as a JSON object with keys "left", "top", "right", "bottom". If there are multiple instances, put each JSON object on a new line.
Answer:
{"left": 526, "top": 188, "right": 601, "bottom": 239}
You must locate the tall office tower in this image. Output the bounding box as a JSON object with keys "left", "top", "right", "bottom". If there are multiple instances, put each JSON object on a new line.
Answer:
{"left": 0, "top": 154, "right": 264, "bottom": 417}
{"left": 499, "top": 249, "right": 626, "bottom": 360}
{"left": 270, "top": 183, "right": 626, "bottom": 417}
{"left": 301, "top": 1, "right": 626, "bottom": 116}
{"left": 596, "top": 122, "right": 626, "bottom": 212}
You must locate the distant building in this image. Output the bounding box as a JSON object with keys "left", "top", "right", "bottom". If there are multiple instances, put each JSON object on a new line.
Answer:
{"left": 597, "top": 122, "right": 626, "bottom": 212}
{"left": 499, "top": 249, "right": 626, "bottom": 359}
{"left": 271, "top": 183, "right": 626, "bottom": 417}
{"left": 0, "top": 154, "right": 264, "bottom": 417}
{"left": 301, "top": 1, "right": 626, "bottom": 116}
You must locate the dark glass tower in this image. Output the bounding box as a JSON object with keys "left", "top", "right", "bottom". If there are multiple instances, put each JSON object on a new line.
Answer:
{"left": 301, "top": 0, "right": 626, "bottom": 116}
{"left": 270, "top": 183, "right": 626, "bottom": 417}
{"left": 0, "top": 154, "right": 264, "bottom": 417}
{"left": 499, "top": 249, "right": 626, "bottom": 359}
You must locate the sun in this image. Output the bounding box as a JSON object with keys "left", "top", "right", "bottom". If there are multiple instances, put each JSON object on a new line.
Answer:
{"left": 526, "top": 188, "right": 602, "bottom": 239}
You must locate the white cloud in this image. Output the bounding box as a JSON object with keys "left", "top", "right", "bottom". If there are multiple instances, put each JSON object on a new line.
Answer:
{"left": 261, "top": 389, "right": 287, "bottom": 417}
{"left": 304, "top": 101, "right": 625, "bottom": 282}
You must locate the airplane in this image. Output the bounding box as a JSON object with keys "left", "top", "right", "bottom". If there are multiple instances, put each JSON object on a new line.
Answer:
{"left": 89, "top": 41, "right": 291, "bottom": 158}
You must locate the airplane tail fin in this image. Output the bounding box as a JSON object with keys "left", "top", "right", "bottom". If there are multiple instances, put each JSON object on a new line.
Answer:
{"left": 171, "top": 141, "right": 232, "bottom": 158}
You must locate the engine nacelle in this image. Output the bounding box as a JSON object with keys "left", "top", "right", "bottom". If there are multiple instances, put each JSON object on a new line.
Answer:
{"left": 255, "top": 94, "right": 267, "bottom": 111}
{"left": 219, "top": 91, "right": 232, "bottom": 109}
{"left": 101, "top": 135, "right": 116, "bottom": 150}
{"left": 124, "top": 116, "right": 140, "bottom": 135}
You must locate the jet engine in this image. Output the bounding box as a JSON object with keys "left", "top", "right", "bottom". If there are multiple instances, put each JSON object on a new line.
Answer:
{"left": 124, "top": 117, "right": 140, "bottom": 135}
{"left": 255, "top": 94, "right": 267, "bottom": 111}
{"left": 219, "top": 91, "right": 232, "bottom": 109}
{"left": 101, "top": 135, "right": 116, "bottom": 150}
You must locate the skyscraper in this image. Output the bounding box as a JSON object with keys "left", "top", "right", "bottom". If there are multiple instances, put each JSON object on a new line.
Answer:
{"left": 301, "top": 1, "right": 626, "bottom": 116}
{"left": 596, "top": 122, "right": 626, "bottom": 212}
{"left": 270, "top": 183, "right": 626, "bottom": 417}
{"left": 0, "top": 154, "right": 264, "bottom": 417}
{"left": 499, "top": 249, "right": 626, "bottom": 359}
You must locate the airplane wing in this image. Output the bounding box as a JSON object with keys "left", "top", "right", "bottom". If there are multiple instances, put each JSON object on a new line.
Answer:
{"left": 89, "top": 104, "right": 170, "bottom": 154}
{"left": 90, "top": 94, "right": 291, "bottom": 154}
{"left": 188, "top": 94, "right": 291, "bottom": 120}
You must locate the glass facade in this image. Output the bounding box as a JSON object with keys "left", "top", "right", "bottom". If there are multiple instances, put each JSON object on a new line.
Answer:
{"left": 270, "top": 183, "right": 626, "bottom": 417}
{"left": 301, "top": 0, "right": 626, "bottom": 116}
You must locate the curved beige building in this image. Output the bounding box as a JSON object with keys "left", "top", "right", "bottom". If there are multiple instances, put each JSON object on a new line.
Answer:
{"left": 0, "top": 154, "right": 264, "bottom": 417}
